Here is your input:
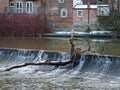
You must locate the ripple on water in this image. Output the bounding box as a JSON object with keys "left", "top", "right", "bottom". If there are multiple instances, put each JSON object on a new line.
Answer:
{"left": 1, "top": 71, "right": 120, "bottom": 90}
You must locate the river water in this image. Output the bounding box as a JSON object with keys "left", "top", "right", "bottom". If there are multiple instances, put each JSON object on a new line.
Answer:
{"left": 0, "top": 37, "right": 120, "bottom": 55}
{"left": 0, "top": 37, "right": 120, "bottom": 90}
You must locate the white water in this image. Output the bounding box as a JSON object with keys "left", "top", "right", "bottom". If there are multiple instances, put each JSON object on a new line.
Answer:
{"left": 0, "top": 48, "right": 120, "bottom": 90}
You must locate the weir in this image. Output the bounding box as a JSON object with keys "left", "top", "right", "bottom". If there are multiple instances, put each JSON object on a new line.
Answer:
{"left": 0, "top": 48, "right": 66, "bottom": 67}
{"left": 0, "top": 48, "right": 120, "bottom": 76}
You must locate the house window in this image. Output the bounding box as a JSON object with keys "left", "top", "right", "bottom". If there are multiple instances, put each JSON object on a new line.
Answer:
{"left": 16, "top": 1, "right": 23, "bottom": 13}
{"left": 26, "top": 1, "right": 33, "bottom": 13}
{"left": 76, "top": 0, "right": 83, "bottom": 4}
{"left": 61, "top": 9, "right": 67, "bottom": 17}
{"left": 10, "top": 2, "right": 14, "bottom": 7}
{"left": 97, "top": 6, "right": 109, "bottom": 16}
{"left": 77, "top": 10, "right": 83, "bottom": 17}
{"left": 59, "top": 0, "right": 64, "bottom": 3}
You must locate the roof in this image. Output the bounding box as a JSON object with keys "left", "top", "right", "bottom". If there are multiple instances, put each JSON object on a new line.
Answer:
{"left": 73, "top": 4, "right": 109, "bottom": 9}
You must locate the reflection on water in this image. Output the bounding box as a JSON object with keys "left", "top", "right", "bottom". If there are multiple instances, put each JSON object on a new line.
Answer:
{"left": 0, "top": 37, "right": 70, "bottom": 52}
{"left": 0, "top": 37, "right": 119, "bottom": 56}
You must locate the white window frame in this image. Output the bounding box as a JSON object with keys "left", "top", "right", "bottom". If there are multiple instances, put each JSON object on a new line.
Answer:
{"left": 97, "top": 6, "right": 109, "bottom": 16}
{"left": 76, "top": 0, "right": 83, "bottom": 4}
{"left": 77, "top": 10, "right": 83, "bottom": 17}
{"left": 26, "top": 1, "right": 33, "bottom": 13}
{"left": 10, "top": 2, "right": 14, "bottom": 7}
{"left": 16, "top": 1, "right": 23, "bottom": 13}
{"left": 58, "top": 0, "right": 64, "bottom": 3}
{"left": 61, "top": 9, "right": 67, "bottom": 17}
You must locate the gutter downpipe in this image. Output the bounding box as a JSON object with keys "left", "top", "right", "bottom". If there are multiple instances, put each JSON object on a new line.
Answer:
{"left": 87, "top": 2, "right": 90, "bottom": 32}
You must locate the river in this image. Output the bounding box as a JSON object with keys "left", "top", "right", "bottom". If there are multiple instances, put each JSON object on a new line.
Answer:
{"left": 0, "top": 37, "right": 120, "bottom": 56}
{"left": 0, "top": 37, "right": 120, "bottom": 90}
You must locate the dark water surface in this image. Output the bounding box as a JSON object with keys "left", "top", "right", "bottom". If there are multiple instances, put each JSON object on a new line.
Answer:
{"left": 0, "top": 37, "right": 120, "bottom": 56}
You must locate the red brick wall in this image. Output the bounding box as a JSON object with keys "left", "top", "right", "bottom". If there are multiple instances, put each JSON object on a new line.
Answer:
{"left": 89, "top": 9, "right": 97, "bottom": 24}
{"left": 7, "top": 0, "right": 41, "bottom": 14}
{"left": 13, "top": 0, "right": 41, "bottom": 8}
{"left": 83, "top": 0, "right": 98, "bottom": 4}
{"left": 73, "top": 8, "right": 97, "bottom": 25}
{"left": 46, "top": 0, "right": 73, "bottom": 29}
{"left": 0, "top": 0, "right": 9, "bottom": 14}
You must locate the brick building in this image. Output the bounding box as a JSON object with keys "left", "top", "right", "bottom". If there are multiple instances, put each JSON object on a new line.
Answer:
{"left": 45, "top": 0, "right": 73, "bottom": 31}
{"left": 0, "top": 0, "right": 48, "bottom": 36}
{"left": 46, "top": 0, "right": 109, "bottom": 31}
{"left": 7, "top": 0, "right": 41, "bottom": 14}
{"left": 0, "top": 0, "right": 110, "bottom": 32}
{"left": 73, "top": 0, "right": 109, "bottom": 31}
{"left": 0, "top": 0, "right": 73, "bottom": 31}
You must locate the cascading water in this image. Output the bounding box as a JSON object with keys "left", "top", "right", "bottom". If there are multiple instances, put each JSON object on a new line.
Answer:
{"left": 0, "top": 48, "right": 120, "bottom": 90}
{"left": 71, "top": 54, "right": 86, "bottom": 75}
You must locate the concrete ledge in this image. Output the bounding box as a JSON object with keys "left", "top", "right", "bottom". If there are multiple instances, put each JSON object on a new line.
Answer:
{"left": 42, "top": 31, "right": 120, "bottom": 38}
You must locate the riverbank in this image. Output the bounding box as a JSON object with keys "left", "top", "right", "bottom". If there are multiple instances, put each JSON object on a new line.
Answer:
{"left": 42, "top": 31, "right": 120, "bottom": 38}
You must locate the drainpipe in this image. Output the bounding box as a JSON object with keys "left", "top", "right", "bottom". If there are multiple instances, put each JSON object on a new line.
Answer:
{"left": 7, "top": 0, "right": 10, "bottom": 14}
{"left": 87, "top": 2, "right": 90, "bottom": 32}
{"left": 88, "top": 2, "right": 90, "bottom": 24}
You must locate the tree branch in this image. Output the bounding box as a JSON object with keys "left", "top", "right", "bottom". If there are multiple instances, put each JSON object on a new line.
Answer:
{"left": 4, "top": 59, "right": 72, "bottom": 71}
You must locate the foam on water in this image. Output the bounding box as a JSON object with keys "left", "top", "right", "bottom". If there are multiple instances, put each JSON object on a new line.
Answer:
{"left": 0, "top": 48, "right": 120, "bottom": 90}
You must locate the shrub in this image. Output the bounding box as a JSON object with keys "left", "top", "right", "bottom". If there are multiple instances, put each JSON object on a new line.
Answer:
{"left": 0, "top": 14, "right": 51, "bottom": 36}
